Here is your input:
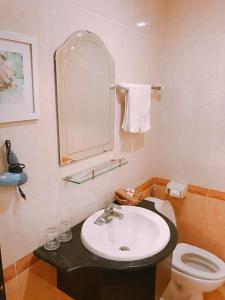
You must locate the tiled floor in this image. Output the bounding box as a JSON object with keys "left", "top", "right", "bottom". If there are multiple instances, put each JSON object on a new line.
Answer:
{"left": 204, "top": 286, "right": 225, "bottom": 300}
{"left": 4, "top": 250, "right": 225, "bottom": 300}
{"left": 5, "top": 261, "right": 73, "bottom": 300}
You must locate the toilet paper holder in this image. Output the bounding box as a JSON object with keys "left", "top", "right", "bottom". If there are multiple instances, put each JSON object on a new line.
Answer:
{"left": 166, "top": 181, "right": 188, "bottom": 198}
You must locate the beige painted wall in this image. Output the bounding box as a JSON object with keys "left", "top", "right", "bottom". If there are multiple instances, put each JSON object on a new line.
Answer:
{"left": 0, "top": 0, "right": 165, "bottom": 267}
{"left": 154, "top": 0, "right": 225, "bottom": 191}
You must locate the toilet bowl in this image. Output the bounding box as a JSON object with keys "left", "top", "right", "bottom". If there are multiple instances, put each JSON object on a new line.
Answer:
{"left": 172, "top": 243, "right": 225, "bottom": 292}
{"left": 145, "top": 197, "right": 225, "bottom": 300}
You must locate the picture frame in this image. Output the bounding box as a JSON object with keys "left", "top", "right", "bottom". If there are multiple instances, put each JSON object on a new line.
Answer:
{"left": 0, "top": 30, "right": 39, "bottom": 123}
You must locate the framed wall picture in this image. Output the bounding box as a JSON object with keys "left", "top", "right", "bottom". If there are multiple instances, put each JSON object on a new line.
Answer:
{"left": 0, "top": 31, "right": 39, "bottom": 123}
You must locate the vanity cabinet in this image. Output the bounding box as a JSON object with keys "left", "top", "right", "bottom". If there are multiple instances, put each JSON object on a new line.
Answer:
{"left": 34, "top": 201, "right": 177, "bottom": 300}
{"left": 57, "top": 256, "right": 171, "bottom": 300}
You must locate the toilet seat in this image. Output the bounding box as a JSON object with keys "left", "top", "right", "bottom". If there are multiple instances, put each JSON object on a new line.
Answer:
{"left": 173, "top": 243, "right": 225, "bottom": 281}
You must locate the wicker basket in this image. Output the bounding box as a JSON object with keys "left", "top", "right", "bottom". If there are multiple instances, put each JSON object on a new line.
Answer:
{"left": 115, "top": 189, "right": 142, "bottom": 206}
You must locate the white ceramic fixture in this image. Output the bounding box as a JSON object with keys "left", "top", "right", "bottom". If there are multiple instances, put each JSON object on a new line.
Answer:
{"left": 81, "top": 206, "right": 170, "bottom": 261}
{"left": 145, "top": 197, "right": 225, "bottom": 300}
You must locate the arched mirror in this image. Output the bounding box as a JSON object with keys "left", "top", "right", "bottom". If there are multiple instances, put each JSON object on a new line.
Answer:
{"left": 55, "top": 31, "right": 115, "bottom": 165}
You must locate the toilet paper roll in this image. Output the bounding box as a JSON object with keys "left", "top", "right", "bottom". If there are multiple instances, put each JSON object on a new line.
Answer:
{"left": 169, "top": 190, "right": 181, "bottom": 198}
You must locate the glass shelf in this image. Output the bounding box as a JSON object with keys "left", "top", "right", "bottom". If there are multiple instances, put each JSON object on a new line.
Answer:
{"left": 63, "top": 158, "right": 128, "bottom": 184}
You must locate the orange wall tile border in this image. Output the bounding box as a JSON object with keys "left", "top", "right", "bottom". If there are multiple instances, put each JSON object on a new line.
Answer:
{"left": 188, "top": 184, "right": 208, "bottom": 197}
{"left": 154, "top": 177, "right": 169, "bottom": 186}
{"left": 154, "top": 177, "right": 225, "bottom": 201}
{"left": 3, "top": 264, "right": 16, "bottom": 283}
{"left": 4, "top": 253, "right": 39, "bottom": 283}
{"left": 141, "top": 177, "right": 155, "bottom": 191}
{"left": 208, "top": 189, "right": 225, "bottom": 201}
{"left": 16, "top": 252, "right": 39, "bottom": 275}
{"left": 4, "top": 176, "right": 224, "bottom": 283}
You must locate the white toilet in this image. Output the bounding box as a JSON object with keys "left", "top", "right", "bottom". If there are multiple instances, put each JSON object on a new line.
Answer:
{"left": 145, "top": 197, "right": 225, "bottom": 300}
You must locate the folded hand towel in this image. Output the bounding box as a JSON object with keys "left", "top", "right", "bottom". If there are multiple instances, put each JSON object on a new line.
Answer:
{"left": 119, "top": 83, "right": 151, "bottom": 133}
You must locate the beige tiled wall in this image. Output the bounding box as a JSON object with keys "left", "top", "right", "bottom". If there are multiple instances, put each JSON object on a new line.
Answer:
{"left": 154, "top": 0, "right": 225, "bottom": 192}
{"left": 0, "top": 0, "right": 165, "bottom": 269}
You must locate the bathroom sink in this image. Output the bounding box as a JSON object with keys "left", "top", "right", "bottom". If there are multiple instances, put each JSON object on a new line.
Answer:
{"left": 81, "top": 205, "right": 170, "bottom": 261}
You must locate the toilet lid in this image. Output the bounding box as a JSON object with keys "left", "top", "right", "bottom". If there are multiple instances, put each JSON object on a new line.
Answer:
{"left": 173, "top": 243, "right": 225, "bottom": 280}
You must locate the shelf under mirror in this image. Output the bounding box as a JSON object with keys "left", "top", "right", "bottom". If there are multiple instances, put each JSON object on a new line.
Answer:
{"left": 63, "top": 158, "right": 128, "bottom": 184}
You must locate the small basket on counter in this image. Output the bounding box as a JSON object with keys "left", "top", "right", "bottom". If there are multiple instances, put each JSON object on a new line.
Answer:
{"left": 115, "top": 188, "right": 142, "bottom": 206}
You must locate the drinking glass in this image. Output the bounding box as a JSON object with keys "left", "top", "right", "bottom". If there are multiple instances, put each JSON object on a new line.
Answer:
{"left": 43, "top": 227, "right": 60, "bottom": 251}
{"left": 59, "top": 220, "right": 72, "bottom": 242}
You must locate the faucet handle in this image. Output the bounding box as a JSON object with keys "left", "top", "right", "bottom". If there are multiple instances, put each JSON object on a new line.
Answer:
{"left": 110, "top": 203, "right": 121, "bottom": 210}
{"left": 104, "top": 202, "right": 121, "bottom": 212}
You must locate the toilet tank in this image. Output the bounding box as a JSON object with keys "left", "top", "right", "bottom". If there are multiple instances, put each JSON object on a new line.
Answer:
{"left": 145, "top": 197, "right": 177, "bottom": 226}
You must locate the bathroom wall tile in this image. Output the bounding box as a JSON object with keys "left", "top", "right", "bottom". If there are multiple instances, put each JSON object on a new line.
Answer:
{"left": 163, "top": 37, "right": 224, "bottom": 92}
{"left": 149, "top": 0, "right": 166, "bottom": 40}
{"left": 17, "top": 261, "right": 58, "bottom": 300}
{"left": 151, "top": 184, "right": 168, "bottom": 200}
{"left": 219, "top": 57, "right": 225, "bottom": 93}
{"left": 170, "top": 193, "right": 207, "bottom": 247}
{"left": 162, "top": 40, "right": 193, "bottom": 90}
{"left": 208, "top": 92, "right": 225, "bottom": 191}
{"left": 133, "top": 0, "right": 165, "bottom": 40}
{"left": 107, "top": 21, "right": 134, "bottom": 82}
{"left": 154, "top": 178, "right": 169, "bottom": 187}
{"left": 202, "top": 198, "right": 225, "bottom": 260}
{"left": 141, "top": 187, "right": 153, "bottom": 199}
{"left": 164, "top": 0, "right": 193, "bottom": 41}
{"left": 16, "top": 253, "right": 39, "bottom": 275}
{"left": 128, "top": 33, "right": 152, "bottom": 82}
{"left": 5, "top": 276, "right": 19, "bottom": 300}
{"left": 188, "top": 37, "right": 224, "bottom": 92}
{"left": 133, "top": 0, "right": 152, "bottom": 25}
{"left": 204, "top": 284, "right": 225, "bottom": 300}
{"left": 153, "top": 135, "right": 184, "bottom": 181}
{"left": 45, "top": 0, "right": 90, "bottom": 88}
{"left": 160, "top": 42, "right": 223, "bottom": 187}
{"left": 152, "top": 183, "right": 208, "bottom": 248}
{"left": 188, "top": 185, "right": 208, "bottom": 197}
{"left": 149, "top": 39, "right": 164, "bottom": 83}
{"left": 0, "top": 0, "right": 50, "bottom": 88}
{"left": 76, "top": 0, "right": 114, "bottom": 19}
{"left": 135, "top": 185, "right": 143, "bottom": 193}
{"left": 208, "top": 189, "right": 225, "bottom": 201}
{"left": 4, "top": 264, "right": 16, "bottom": 283}
{"left": 0, "top": 198, "right": 18, "bottom": 268}
{"left": 179, "top": 138, "right": 212, "bottom": 189}
{"left": 192, "top": 0, "right": 225, "bottom": 38}
{"left": 142, "top": 178, "right": 155, "bottom": 191}
{"left": 109, "top": 0, "right": 136, "bottom": 27}
{"left": 159, "top": 0, "right": 225, "bottom": 196}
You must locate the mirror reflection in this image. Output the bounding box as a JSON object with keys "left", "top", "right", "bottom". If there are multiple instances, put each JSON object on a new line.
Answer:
{"left": 55, "top": 30, "right": 115, "bottom": 165}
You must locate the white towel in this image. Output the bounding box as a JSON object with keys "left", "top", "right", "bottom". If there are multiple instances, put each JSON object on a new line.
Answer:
{"left": 119, "top": 83, "right": 151, "bottom": 133}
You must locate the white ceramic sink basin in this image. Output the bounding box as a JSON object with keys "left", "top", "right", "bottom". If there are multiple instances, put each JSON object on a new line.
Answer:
{"left": 81, "top": 206, "right": 170, "bottom": 261}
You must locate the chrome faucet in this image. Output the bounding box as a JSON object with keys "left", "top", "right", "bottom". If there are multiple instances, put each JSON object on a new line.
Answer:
{"left": 94, "top": 203, "right": 123, "bottom": 226}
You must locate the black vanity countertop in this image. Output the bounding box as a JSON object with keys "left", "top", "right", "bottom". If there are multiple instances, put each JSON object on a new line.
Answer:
{"left": 34, "top": 200, "right": 177, "bottom": 273}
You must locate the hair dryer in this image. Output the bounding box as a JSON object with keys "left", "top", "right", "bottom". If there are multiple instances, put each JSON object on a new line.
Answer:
{"left": 0, "top": 140, "right": 27, "bottom": 199}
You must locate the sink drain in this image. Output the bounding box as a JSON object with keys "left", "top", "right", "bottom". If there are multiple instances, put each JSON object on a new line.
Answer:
{"left": 119, "top": 246, "right": 130, "bottom": 252}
